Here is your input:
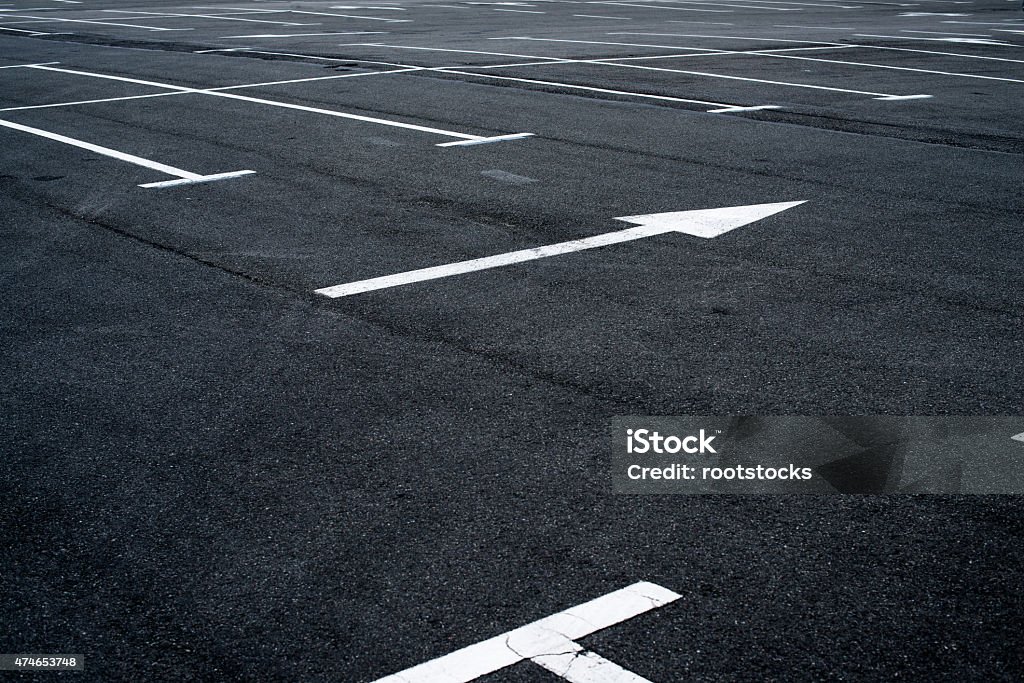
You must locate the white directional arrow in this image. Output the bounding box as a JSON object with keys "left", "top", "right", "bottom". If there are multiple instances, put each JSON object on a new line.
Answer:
{"left": 315, "top": 200, "right": 805, "bottom": 298}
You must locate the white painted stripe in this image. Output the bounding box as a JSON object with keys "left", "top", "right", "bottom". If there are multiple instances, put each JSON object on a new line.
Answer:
{"left": 494, "top": 7, "right": 547, "bottom": 10}
{"left": 433, "top": 67, "right": 744, "bottom": 108}
{"left": 28, "top": 65, "right": 531, "bottom": 144}
{"left": 855, "top": 33, "right": 1013, "bottom": 46}
{"left": 500, "top": 36, "right": 931, "bottom": 98}
{"left": 0, "top": 118, "right": 252, "bottom": 187}
{"left": 371, "top": 582, "right": 680, "bottom": 683}
{"left": 0, "top": 91, "right": 187, "bottom": 112}
{"left": 617, "top": 31, "right": 1024, "bottom": 62}
{"left": 573, "top": 14, "right": 633, "bottom": 18}
{"left": 0, "top": 117, "right": 203, "bottom": 179}
{"left": 708, "top": 103, "right": 781, "bottom": 112}
{"left": 138, "top": 170, "right": 255, "bottom": 188}
{"left": 597, "top": 0, "right": 802, "bottom": 10}
{"left": 0, "top": 14, "right": 191, "bottom": 30}
{"left": 0, "top": 61, "right": 58, "bottom": 68}
{"left": 289, "top": 9, "right": 411, "bottom": 21}
{"left": 1012, "top": 432, "right": 1024, "bottom": 443}
{"left": 349, "top": 42, "right": 574, "bottom": 59}
{"left": 436, "top": 132, "right": 535, "bottom": 146}
{"left": 105, "top": 9, "right": 319, "bottom": 25}
{"left": 316, "top": 225, "right": 667, "bottom": 296}
{"left": 219, "top": 31, "right": 384, "bottom": 38}
{"left": 0, "top": 26, "right": 48, "bottom": 34}
{"left": 217, "top": 50, "right": 767, "bottom": 110}
{"left": 588, "top": 1, "right": 733, "bottom": 11}
{"left": 316, "top": 201, "right": 803, "bottom": 297}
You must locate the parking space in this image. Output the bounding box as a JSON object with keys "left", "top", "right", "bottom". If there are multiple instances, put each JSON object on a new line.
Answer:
{"left": 1, "top": 0, "right": 1023, "bottom": 681}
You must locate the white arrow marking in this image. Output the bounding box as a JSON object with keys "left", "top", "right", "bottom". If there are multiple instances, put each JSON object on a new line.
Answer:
{"left": 371, "top": 581, "right": 681, "bottom": 683}
{"left": 315, "top": 200, "right": 805, "bottom": 298}
{"left": 1012, "top": 433, "right": 1024, "bottom": 443}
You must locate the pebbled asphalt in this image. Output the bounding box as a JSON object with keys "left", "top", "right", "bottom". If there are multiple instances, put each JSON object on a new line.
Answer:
{"left": 1, "top": 0, "right": 1022, "bottom": 680}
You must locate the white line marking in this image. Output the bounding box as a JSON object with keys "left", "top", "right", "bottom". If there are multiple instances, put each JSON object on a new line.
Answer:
{"left": 580, "top": 36, "right": 1024, "bottom": 82}
{"left": 370, "top": 581, "right": 681, "bottom": 683}
{"left": 498, "top": 37, "right": 930, "bottom": 98}
{"left": 0, "top": 61, "right": 58, "bottom": 68}
{"left": 0, "top": 118, "right": 253, "bottom": 188}
{"left": 1012, "top": 433, "right": 1024, "bottom": 443}
{"left": 436, "top": 132, "right": 535, "bottom": 146}
{"left": 432, "top": 68, "right": 755, "bottom": 109}
{"left": 138, "top": 170, "right": 256, "bottom": 188}
{"left": 27, "top": 64, "right": 531, "bottom": 145}
{"left": 104, "top": 9, "right": 320, "bottom": 25}
{"left": 588, "top": 1, "right": 733, "bottom": 11}
{"left": 0, "top": 25, "right": 48, "bottom": 34}
{"left": 187, "top": 48, "right": 777, "bottom": 112}
{"left": 494, "top": 7, "right": 547, "bottom": 10}
{"left": 219, "top": 31, "right": 385, "bottom": 38}
{"left": 289, "top": 9, "right": 411, "bottom": 21}
{"left": 855, "top": 33, "right": 1013, "bottom": 46}
{"left": 0, "top": 14, "right": 191, "bottom": 30}
{"left": 348, "top": 42, "right": 573, "bottom": 59}
{"left": 315, "top": 201, "right": 804, "bottom": 297}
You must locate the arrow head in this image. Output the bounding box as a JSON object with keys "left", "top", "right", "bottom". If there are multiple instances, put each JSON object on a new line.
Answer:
{"left": 615, "top": 200, "right": 806, "bottom": 238}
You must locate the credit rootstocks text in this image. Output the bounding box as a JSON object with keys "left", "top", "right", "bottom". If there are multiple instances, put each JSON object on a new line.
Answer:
{"left": 625, "top": 429, "right": 813, "bottom": 481}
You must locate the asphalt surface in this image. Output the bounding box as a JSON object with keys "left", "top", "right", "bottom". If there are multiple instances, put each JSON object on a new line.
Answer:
{"left": 1, "top": 0, "right": 1023, "bottom": 680}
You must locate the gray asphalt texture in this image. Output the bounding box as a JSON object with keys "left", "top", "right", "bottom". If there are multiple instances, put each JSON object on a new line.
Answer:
{"left": 1, "top": 0, "right": 1023, "bottom": 680}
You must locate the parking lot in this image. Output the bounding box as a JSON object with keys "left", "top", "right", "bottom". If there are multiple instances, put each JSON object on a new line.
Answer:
{"left": 2, "top": 0, "right": 1022, "bottom": 680}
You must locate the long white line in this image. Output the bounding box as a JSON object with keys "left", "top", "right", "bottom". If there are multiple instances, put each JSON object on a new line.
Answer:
{"left": 435, "top": 68, "right": 748, "bottom": 108}
{"left": 496, "top": 37, "right": 928, "bottom": 98}
{"left": 0, "top": 69, "right": 427, "bottom": 112}
{"left": 591, "top": 1, "right": 733, "bottom": 12}
{"left": 291, "top": 46, "right": 777, "bottom": 110}
{"left": 597, "top": 0, "right": 803, "bottom": 10}
{"left": 609, "top": 31, "right": 1024, "bottom": 62}
{"left": 0, "top": 118, "right": 254, "bottom": 188}
{"left": 371, "top": 582, "right": 681, "bottom": 683}
{"left": 515, "top": 36, "right": 1024, "bottom": 82}
{"left": 0, "top": 62, "right": 58, "bottom": 68}
{"left": 0, "top": 14, "right": 191, "bottom": 30}
{"left": 288, "top": 9, "right": 411, "bottom": 21}
{"left": 219, "top": 31, "right": 385, "bottom": 38}
{"left": 26, "top": 64, "right": 531, "bottom": 146}
{"left": 103, "top": 9, "right": 320, "bottom": 25}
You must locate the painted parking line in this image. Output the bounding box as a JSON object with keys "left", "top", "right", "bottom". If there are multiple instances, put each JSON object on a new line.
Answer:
{"left": 371, "top": 581, "right": 681, "bottom": 683}
{"left": 342, "top": 44, "right": 779, "bottom": 110}
{"left": 218, "top": 31, "right": 386, "bottom": 38}
{"left": 496, "top": 38, "right": 932, "bottom": 99}
{"left": 541, "top": 35, "right": 1024, "bottom": 83}
{"left": 315, "top": 201, "right": 805, "bottom": 298}
{"left": 101, "top": 9, "right": 321, "bottom": 26}
{"left": 0, "top": 69, "right": 430, "bottom": 112}
{"left": 0, "top": 118, "right": 254, "bottom": 188}
{"left": 0, "top": 14, "right": 194, "bottom": 30}
{"left": 614, "top": 31, "right": 1024, "bottom": 62}
{"left": 25, "top": 64, "right": 534, "bottom": 147}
